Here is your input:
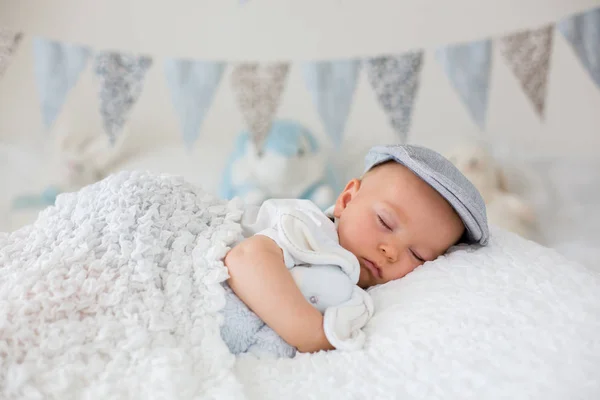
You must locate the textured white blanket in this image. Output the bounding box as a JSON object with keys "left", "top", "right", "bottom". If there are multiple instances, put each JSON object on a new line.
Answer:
{"left": 0, "top": 171, "right": 247, "bottom": 399}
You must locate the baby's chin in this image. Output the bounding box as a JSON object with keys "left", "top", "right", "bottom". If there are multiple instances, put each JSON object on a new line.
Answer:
{"left": 357, "top": 266, "right": 374, "bottom": 289}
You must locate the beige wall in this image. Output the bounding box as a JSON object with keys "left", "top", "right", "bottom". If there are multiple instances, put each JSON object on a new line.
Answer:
{"left": 2, "top": 0, "right": 598, "bottom": 60}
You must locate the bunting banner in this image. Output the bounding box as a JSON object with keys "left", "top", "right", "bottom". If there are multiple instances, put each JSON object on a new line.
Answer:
{"left": 2, "top": 5, "right": 600, "bottom": 149}
{"left": 231, "top": 63, "right": 289, "bottom": 147}
{"left": 365, "top": 52, "right": 424, "bottom": 142}
{"left": 94, "top": 52, "right": 152, "bottom": 144}
{"left": 164, "top": 59, "right": 225, "bottom": 148}
{"left": 0, "top": 28, "right": 22, "bottom": 78}
{"left": 499, "top": 25, "right": 553, "bottom": 117}
{"left": 436, "top": 40, "right": 492, "bottom": 129}
{"left": 33, "top": 38, "right": 90, "bottom": 129}
{"left": 558, "top": 7, "right": 600, "bottom": 89}
{"left": 302, "top": 60, "right": 360, "bottom": 146}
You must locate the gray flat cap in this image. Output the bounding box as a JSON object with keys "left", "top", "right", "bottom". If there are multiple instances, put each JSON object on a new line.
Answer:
{"left": 364, "top": 144, "right": 489, "bottom": 245}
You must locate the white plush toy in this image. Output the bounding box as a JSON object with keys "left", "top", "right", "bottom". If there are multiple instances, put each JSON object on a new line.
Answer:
{"left": 220, "top": 201, "right": 374, "bottom": 359}
{"left": 445, "top": 143, "right": 537, "bottom": 240}
{"left": 219, "top": 120, "right": 339, "bottom": 210}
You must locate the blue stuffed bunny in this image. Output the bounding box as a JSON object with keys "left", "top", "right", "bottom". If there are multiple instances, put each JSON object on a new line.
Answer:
{"left": 220, "top": 120, "right": 339, "bottom": 210}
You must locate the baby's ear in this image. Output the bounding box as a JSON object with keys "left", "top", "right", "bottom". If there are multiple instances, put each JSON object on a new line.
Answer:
{"left": 333, "top": 178, "right": 360, "bottom": 218}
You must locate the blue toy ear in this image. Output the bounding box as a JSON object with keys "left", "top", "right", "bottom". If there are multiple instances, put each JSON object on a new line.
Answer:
{"left": 261, "top": 119, "right": 320, "bottom": 157}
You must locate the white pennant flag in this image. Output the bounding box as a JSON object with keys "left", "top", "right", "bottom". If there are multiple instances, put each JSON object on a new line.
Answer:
{"left": 94, "top": 52, "right": 152, "bottom": 144}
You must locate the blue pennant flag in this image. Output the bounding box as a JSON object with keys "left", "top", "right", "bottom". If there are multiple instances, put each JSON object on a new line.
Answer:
{"left": 436, "top": 40, "right": 492, "bottom": 129}
{"left": 558, "top": 7, "right": 600, "bottom": 89}
{"left": 302, "top": 60, "right": 360, "bottom": 146}
{"left": 33, "top": 38, "right": 90, "bottom": 129}
{"left": 94, "top": 52, "right": 152, "bottom": 144}
{"left": 164, "top": 59, "right": 225, "bottom": 148}
{"left": 365, "top": 52, "right": 424, "bottom": 142}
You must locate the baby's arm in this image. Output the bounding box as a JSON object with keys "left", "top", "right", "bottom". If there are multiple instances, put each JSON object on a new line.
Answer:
{"left": 224, "top": 234, "right": 334, "bottom": 353}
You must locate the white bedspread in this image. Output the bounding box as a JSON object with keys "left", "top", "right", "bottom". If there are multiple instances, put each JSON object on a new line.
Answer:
{"left": 236, "top": 228, "right": 600, "bottom": 400}
{"left": 0, "top": 171, "right": 247, "bottom": 399}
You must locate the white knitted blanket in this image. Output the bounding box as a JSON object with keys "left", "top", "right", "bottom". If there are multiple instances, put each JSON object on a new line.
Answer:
{"left": 0, "top": 171, "right": 247, "bottom": 400}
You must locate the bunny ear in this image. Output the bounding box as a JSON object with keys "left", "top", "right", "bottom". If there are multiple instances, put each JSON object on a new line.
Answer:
{"left": 277, "top": 210, "right": 360, "bottom": 283}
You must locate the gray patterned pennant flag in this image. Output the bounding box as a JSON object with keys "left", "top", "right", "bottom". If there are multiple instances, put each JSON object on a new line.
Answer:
{"left": 231, "top": 63, "right": 289, "bottom": 147}
{"left": 436, "top": 40, "right": 492, "bottom": 129}
{"left": 94, "top": 52, "right": 152, "bottom": 144}
{"left": 164, "top": 59, "right": 225, "bottom": 148}
{"left": 302, "top": 60, "right": 360, "bottom": 146}
{"left": 499, "top": 25, "right": 553, "bottom": 116}
{"left": 0, "top": 28, "right": 22, "bottom": 78}
{"left": 366, "top": 52, "right": 424, "bottom": 142}
{"left": 33, "top": 38, "right": 90, "bottom": 129}
{"left": 558, "top": 7, "right": 600, "bottom": 89}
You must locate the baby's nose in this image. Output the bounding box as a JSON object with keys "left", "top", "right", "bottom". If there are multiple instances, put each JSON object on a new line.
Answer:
{"left": 380, "top": 245, "right": 398, "bottom": 263}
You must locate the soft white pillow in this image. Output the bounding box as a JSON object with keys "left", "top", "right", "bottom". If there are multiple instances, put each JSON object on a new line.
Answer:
{"left": 236, "top": 227, "right": 600, "bottom": 400}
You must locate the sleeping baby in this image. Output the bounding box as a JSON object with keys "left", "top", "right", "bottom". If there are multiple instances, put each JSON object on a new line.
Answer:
{"left": 221, "top": 144, "right": 490, "bottom": 357}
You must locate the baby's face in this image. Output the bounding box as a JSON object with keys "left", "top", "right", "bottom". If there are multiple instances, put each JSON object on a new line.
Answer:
{"left": 333, "top": 162, "right": 465, "bottom": 288}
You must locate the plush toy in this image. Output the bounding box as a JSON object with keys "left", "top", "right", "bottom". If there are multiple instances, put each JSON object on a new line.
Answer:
{"left": 220, "top": 203, "right": 374, "bottom": 359}
{"left": 445, "top": 143, "right": 537, "bottom": 240}
{"left": 220, "top": 120, "right": 339, "bottom": 210}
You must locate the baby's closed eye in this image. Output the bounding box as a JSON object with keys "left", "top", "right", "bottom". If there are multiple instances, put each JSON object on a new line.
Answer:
{"left": 377, "top": 215, "right": 392, "bottom": 231}
{"left": 409, "top": 249, "right": 425, "bottom": 263}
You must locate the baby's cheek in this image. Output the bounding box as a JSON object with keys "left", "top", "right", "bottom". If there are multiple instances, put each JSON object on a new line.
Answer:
{"left": 391, "top": 261, "right": 419, "bottom": 281}
{"left": 348, "top": 222, "right": 367, "bottom": 242}
{"left": 339, "top": 218, "right": 371, "bottom": 255}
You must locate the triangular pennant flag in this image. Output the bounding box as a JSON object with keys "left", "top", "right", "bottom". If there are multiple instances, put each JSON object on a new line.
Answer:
{"left": 436, "top": 40, "right": 492, "bottom": 129}
{"left": 0, "top": 28, "right": 23, "bottom": 78}
{"left": 231, "top": 63, "right": 289, "bottom": 147}
{"left": 94, "top": 52, "right": 152, "bottom": 144}
{"left": 365, "top": 52, "right": 424, "bottom": 142}
{"left": 558, "top": 7, "right": 600, "bottom": 89}
{"left": 164, "top": 59, "right": 225, "bottom": 148}
{"left": 499, "top": 25, "right": 553, "bottom": 116}
{"left": 302, "top": 60, "right": 360, "bottom": 146}
{"left": 33, "top": 38, "right": 90, "bottom": 129}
